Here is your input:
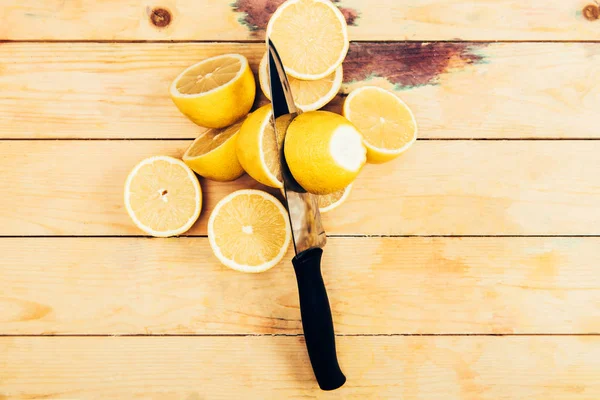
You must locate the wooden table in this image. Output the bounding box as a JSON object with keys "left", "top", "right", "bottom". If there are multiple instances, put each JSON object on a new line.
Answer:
{"left": 2, "top": 1, "right": 600, "bottom": 398}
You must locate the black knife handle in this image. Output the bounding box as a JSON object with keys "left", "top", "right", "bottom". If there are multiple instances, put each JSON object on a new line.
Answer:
{"left": 292, "top": 247, "right": 346, "bottom": 391}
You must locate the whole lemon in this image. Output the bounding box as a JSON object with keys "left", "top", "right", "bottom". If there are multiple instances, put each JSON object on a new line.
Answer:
{"left": 284, "top": 111, "right": 366, "bottom": 195}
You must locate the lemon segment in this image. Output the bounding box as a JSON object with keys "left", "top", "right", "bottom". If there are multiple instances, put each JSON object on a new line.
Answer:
{"left": 208, "top": 189, "right": 291, "bottom": 273}
{"left": 124, "top": 156, "right": 202, "bottom": 237}
{"left": 343, "top": 86, "right": 418, "bottom": 164}
{"left": 284, "top": 111, "right": 366, "bottom": 194}
{"left": 236, "top": 105, "right": 284, "bottom": 188}
{"left": 170, "top": 54, "right": 256, "bottom": 128}
{"left": 183, "top": 121, "right": 245, "bottom": 182}
{"left": 258, "top": 52, "right": 343, "bottom": 112}
{"left": 266, "top": 0, "right": 349, "bottom": 80}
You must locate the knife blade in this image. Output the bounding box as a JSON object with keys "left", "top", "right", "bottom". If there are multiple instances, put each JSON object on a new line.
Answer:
{"left": 267, "top": 38, "right": 346, "bottom": 391}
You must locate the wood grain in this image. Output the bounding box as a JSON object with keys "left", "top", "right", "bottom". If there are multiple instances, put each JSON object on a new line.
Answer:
{"left": 1, "top": 42, "right": 599, "bottom": 139}
{"left": 1, "top": 237, "right": 599, "bottom": 335}
{"left": 1, "top": 0, "right": 598, "bottom": 41}
{"left": 2, "top": 140, "right": 600, "bottom": 236}
{"left": 2, "top": 336, "right": 600, "bottom": 399}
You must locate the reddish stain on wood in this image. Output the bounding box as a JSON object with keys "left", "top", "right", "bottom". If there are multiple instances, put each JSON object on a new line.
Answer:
{"left": 343, "top": 42, "right": 486, "bottom": 90}
{"left": 232, "top": 0, "right": 359, "bottom": 35}
{"left": 583, "top": 4, "right": 600, "bottom": 21}
{"left": 149, "top": 7, "right": 172, "bottom": 28}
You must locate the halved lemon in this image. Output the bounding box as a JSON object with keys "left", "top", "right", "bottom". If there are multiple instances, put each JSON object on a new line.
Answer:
{"left": 208, "top": 189, "right": 291, "bottom": 273}
{"left": 183, "top": 120, "right": 245, "bottom": 182}
{"left": 124, "top": 156, "right": 202, "bottom": 237}
{"left": 284, "top": 111, "right": 366, "bottom": 194}
{"left": 236, "top": 104, "right": 283, "bottom": 188}
{"left": 258, "top": 52, "right": 343, "bottom": 112}
{"left": 266, "top": 0, "right": 349, "bottom": 80}
{"left": 316, "top": 184, "right": 352, "bottom": 212}
{"left": 343, "top": 86, "right": 418, "bottom": 164}
{"left": 281, "top": 184, "right": 352, "bottom": 213}
{"left": 170, "top": 54, "right": 256, "bottom": 128}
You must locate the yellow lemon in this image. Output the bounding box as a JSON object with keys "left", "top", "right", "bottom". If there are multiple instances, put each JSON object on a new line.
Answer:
{"left": 258, "top": 52, "right": 343, "bottom": 112}
{"left": 170, "top": 54, "right": 255, "bottom": 128}
{"left": 124, "top": 156, "right": 202, "bottom": 237}
{"left": 208, "top": 189, "right": 291, "bottom": 273}
{"left": 182, "top": 120, "right": 245, "bottom": 182}
{"left": 236, "top": 104, "right": 284, "bottom": 188}
{"left": 343, "top": 86, "right": 418, "bottom": 163}
{"left": 284, "top": 111, "right": 366, "bottom": 194}
{"left": 266, "top": 0, "right": 349, "bottom": 80}
{"left": 281, "top": 184, "right": 352, "bottom": 213}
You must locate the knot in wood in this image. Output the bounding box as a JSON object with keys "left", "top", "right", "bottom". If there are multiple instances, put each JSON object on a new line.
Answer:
{"left": 150, "top": 7, "right": 172, "bottom": 28}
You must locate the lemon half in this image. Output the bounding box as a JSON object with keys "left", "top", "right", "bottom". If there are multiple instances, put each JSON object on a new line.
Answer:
{"left": 170, "top": 54, "right": 255, "bottom": 128}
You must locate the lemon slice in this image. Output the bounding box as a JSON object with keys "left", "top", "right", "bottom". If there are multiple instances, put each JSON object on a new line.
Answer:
{"left": 208, "top": 189, "right": 291, "bottom": 273}
{"left": 124, "top": 156, "right": 202, "bottom": 237}
{"left": 258, "top": 52, "right": 343, "bottom": 112}
{"left": 266, "top": 0, "right": 349, "bottom": 80}
{"left": 183, "top": 120, "right": 245, "bottom": 182}
{"left": 284, "top": 111, "right": 366, "bottom": 194}
{"left": 317, "top": 184, "right": 352, "bottom": 212}
{"left": 281, "top": 184, "right": 352, "bottom": 213}
{"left": 236, "top": 105, "right": 284, "bottom": 188}
{"left": 170, "top": 54, "right": 256, "bottom": 128}
{"left": 343, "top": 86, "right": 418, "bottom": 164}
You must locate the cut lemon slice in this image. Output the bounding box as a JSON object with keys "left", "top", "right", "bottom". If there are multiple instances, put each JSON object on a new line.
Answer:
{"left": 170, "top": 54, "right": 255, "bottom": 128}
{"left": 236, "top": 105, "right": 284, "bottom": 188}
{"left": 316, "top": 184, "right": 352, "bottom": 213}
{"left": 281, "top": 184, "right": 352, "bottom": 213}
{"left": 266, "top": 0, "right": 349, "bottom": 80}
{"left": 208, "top": 189, "right": 291, "bottom": 273}
{"left": 343, "top": 86, "right": 418, "bottom": 164}
{"left": 124, "top": 156, "right": 202, "bottom": 237}
{"left": 258, "top": 52, "right": 343, "bottom": 112}
{"left": 183, "top": 120, "right": 245, "bottom": 182}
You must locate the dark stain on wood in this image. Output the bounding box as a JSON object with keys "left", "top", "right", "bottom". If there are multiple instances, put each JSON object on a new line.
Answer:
{"left": 149, "top": 7, "right": 172, "bottom": 28}
{"left": 232, "top": 0, "right": 359, "bottom": 35}
{"left": 583, "top": 4, "right": 600, "bottom": 21}
{"left": 343, "top": 42, "right": 487, "bottom": 90}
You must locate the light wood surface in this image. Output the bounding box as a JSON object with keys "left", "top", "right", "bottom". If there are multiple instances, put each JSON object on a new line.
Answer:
{"left": 2, "top": 140, "right": 600, "bottom": 236}
{"left": 1, "top": 0, "right": 599, "bottom": 41}
{"left": 1, "top": 237, "right": 599, "bottom": 335}
{"left": 3, "top": 0, "right": 600, "bottom": 396}
{"left": 2, "top": 336, "right": 600, "bottom": 399}
{"left": 1, "top": 42, "right": 599, "bottom": 139}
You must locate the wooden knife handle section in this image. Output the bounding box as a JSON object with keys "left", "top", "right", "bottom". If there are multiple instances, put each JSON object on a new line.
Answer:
{"left": 292, "top": 247, "right": 346, "bottom": 391}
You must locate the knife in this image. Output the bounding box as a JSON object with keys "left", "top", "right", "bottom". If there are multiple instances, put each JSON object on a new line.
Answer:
{"left": 266, "top": 38, "right": 346, "bottom": 391}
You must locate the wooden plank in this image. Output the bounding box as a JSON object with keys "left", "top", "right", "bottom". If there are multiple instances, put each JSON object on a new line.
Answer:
{"left": 1, "top": 42, "right": 599, "bottom": 139}
{"left": 2, "top": 140, "right": 600, "bottom": 236}
{"left": 1, "top": 237, "right": 599, "bottom": 335}
{"left": 1, "top": 0, "right": 599, "bottom": 41}
{"left": 2, "top": 336, "right": 599, "bottom": 398}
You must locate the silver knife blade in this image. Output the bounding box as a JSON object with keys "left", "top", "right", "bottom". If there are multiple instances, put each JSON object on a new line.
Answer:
{"left": 267, "top": 38, "right": 327, "bottom": 255}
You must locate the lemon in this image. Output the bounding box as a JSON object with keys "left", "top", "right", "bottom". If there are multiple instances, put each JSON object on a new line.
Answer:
{"left": 258, "top": 52, "right": 343, "bottom": 112}
{"left": 170, "top": 54, "right": 256, "bottom": 128}
{"left": 236, "top": 104, "right": 284, "bottom": 188}
{"left": 284, "top": 111, "right": 366, "bottom": 194}
{"left": 316, "top": 184, "right": 352, "bottom": 212}
{"left": 124, "top": 156, "right": 202, "bottom": 237}
{"left": 266, "top": 0, "right": 349, "bottom": 80}
{"left": 343, "top": 86, "right": 418, "bottom": 164}
{"left": 182, "top": 120, "right": 245, "bottom": 182}
{"left": 208, "top": 189, "right": 291, "bottom": 273}
{"left": 281, "top": 184, "right": 352, "bottom": 213}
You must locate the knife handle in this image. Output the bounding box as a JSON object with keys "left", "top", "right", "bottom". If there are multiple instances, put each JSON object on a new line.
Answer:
{"left": 292, "top": 247, "right": 346, "bottom": 391}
